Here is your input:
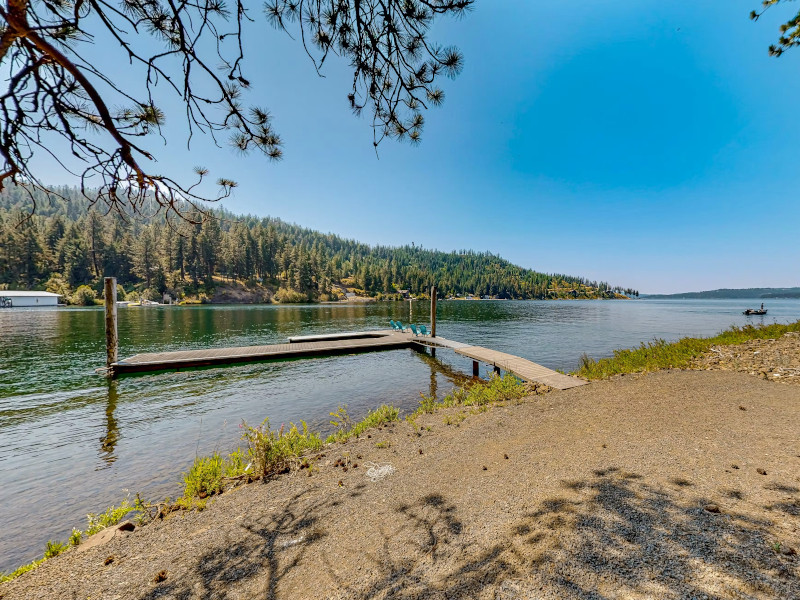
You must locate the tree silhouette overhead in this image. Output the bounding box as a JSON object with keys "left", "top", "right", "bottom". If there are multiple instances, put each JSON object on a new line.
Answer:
{"left": 751, "top": 0, "right": 800, "bottom": 56}
{"left": 0, "top": 0, "right": 472, "bottom": 219}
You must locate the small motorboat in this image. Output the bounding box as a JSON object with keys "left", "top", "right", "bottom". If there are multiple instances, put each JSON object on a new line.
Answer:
{"left": 743, "top": 307, "right": 767, "bottom": 316}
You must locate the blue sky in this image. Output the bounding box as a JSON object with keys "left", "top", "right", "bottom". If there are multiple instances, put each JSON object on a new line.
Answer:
{"left": 44, "top": 1, "right": 800, "bottom": 294}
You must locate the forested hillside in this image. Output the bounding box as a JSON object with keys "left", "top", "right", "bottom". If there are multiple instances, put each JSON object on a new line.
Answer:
{"left": 0, "top": 186, "right": 636, "bottom": 303}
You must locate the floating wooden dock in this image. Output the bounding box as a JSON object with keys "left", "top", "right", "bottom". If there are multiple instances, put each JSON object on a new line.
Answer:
{"left": 110, "top": 330, "right": 412, "bottom": 375}
{"left": 110, "top": 330, "right": 587, "bottom": 390}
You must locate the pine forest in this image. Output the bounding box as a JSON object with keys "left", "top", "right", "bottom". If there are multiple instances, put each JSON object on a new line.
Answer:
{"left": 0, "top": 186, "right": 637, "bottom": 304}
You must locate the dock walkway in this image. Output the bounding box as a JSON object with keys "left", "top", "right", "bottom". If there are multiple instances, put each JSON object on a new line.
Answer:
{"left": 111, "top": 330, "right": 411, "bottom": 374}
{"left": 111, "top": 331, "right": 587, "bottom": 390}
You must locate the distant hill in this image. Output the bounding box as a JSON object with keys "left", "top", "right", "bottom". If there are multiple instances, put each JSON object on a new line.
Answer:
{"left": 0, "top": 184, "right": 635, "bottom": 302}
{"left": 644, "top": 288, "right": 800, "bottom": 300}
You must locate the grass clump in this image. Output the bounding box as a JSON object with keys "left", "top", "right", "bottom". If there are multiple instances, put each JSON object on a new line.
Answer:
{"left": 412, "top": 373, "right": 530, "bottom": 419}
{"left": 178, "top": 420, "right": 321, "bottom": 504}
{"left": 0, "top": 493, "right": 158, "bottom": 584}
{"left": 181, "top": 453, "right": 229, "bottom": 500}
{"left": 574, "top": 320, "right": 800, "bottom": 380}
{"left": 242, "top": 419, "right": 323, "bottom": 478}
{"left": 86, "top": 498, "right": 134, "bottom": 536}
{"left": 326, "top": 404, "right": 400, "bottom": 443}
{"left": 43, "top": 541, "right": 68, "bottom": 559}
{"left": 179, "top": 451, "right": 250, "bottom": 503}
{"left": 69, "top": 528, "right": 82, "bottom": 547}
{"left": 176, "top": 420, "right": 322, "bottom": 506}
{"left": 0, "top": 558, "right": 45, "bottom": 583}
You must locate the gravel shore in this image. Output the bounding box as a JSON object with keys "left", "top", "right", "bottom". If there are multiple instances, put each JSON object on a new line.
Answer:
{"left": 2, "top": 361, "right": 799, "bottom": 598}
{"left": 694, "top": 331, "right": 800, "bottom": 384}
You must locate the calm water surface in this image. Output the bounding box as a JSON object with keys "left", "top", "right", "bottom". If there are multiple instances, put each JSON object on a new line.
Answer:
{"left": 1, "top": 298, "right": 798, "bottom": 570}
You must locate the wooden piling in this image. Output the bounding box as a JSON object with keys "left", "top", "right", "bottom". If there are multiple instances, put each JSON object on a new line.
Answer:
{"left": 430, "top": 285, "right": 437, "bottom": 338}
{"left": 473, "top": 360, "right": 480, "bottom": 377}
{"left": 104, "top": 277, "right": 118, "bottom": 369}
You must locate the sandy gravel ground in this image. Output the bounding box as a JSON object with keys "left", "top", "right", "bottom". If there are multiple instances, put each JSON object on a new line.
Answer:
{"left": 2, "top": 369, "right": 799, "bottom": 599}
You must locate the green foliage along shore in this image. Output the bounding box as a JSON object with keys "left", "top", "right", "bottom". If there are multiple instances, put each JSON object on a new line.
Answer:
{"left": 575, "top": 321, "right": 800, "bottom": 380}
{"left": 0, "top": 185, "right": 636, "bottom": 302}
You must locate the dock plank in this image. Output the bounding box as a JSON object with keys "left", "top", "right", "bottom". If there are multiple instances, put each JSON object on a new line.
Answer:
{"left": 445, "top": 342, "right": 588, "bottom": 390}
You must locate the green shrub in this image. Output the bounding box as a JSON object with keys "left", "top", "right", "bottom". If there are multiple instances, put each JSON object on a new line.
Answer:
{"left": 68, "top": 528, "right": 82, "bottom": 547}
{"left": 70, "top": 284, "right": 97, "bottom": 306}
{"left": 140, "top": 287, "right": 161, "bottom": 302}
{"left": 182, "top": 453, "right": 227, "bottom": 499}
{"left": 86, "top": 498, "right": 133, "bottom": 535}
{"left": 43, "top": 540, "right": 67, "bottom": 559}
{"left": 460, "top": 373, "right": 529, "bottom": 406}
{"left": 274, "top": 287, "right": 308, "bottom": 303}
{"left": 241, "top": 419, "right": 323, "bottom": 477}
{"left": 44, "top": 273, "right": 70, "bottom": 298}
{"left": 225, "top": 449, "right": 249, "bottom": 478}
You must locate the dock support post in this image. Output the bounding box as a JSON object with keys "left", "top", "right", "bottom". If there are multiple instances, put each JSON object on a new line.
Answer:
{"left": 473, "top": 360, "right": 479, "bottom": 377}
{"left": 430, "top": 347, "right": 436, "bottom": 358}
{"left": 430, "top": 285, "right": 437, "bottom": 338}
{"left": 104, "top": 277, "right": 118, "bottom": 370}
{"left": 494, "top": 365, "right": 501, "bottom": 376}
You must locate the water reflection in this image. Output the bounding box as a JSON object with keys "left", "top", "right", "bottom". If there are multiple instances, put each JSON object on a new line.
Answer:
{"left": 98, "top": 380, "right": 119, "bottom": 467}
{"left": 413, "top": 347, "right": 471, "bottom": 400}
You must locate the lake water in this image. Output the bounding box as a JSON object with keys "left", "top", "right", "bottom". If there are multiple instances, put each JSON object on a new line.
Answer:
{"left": 1, "top": 298, "right": 799, "bottom": 571}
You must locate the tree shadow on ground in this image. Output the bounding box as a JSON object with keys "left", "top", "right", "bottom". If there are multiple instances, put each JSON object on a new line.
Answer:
{"left": 137, "top": 488, "right": 331, "bottom": 600}
{"left": 138, "top": 469, "right": 799, "bottom": 599}
{"left": 324, "top": 469, "right": 799, "bottom": 599}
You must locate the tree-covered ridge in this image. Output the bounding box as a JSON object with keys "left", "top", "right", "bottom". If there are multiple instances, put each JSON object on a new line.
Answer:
{"left": 644, "top": 288, "right": 800, "bottom": 300}
{"left": 0, "top": 186, "right": 636, "bottom": 302}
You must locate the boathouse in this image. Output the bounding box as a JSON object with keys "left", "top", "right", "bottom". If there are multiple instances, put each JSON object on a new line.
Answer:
{"left": 0, "top": 291, "right": 61, "bottom": 307}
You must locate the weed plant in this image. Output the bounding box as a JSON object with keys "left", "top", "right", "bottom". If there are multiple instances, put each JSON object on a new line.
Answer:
{"left": 326, "top": 404, "right": 400, "bottom": 443}
{"left": 69, "top": 528, "right": 82, "bottom": 547}
{"left": 411, "top": 373, "right": 530, "bottom": 420}
{"left": 181, "top": 453, "right": 228, "bottom": 500}
{"left": 43, "top": 541, "right": 67, "bottom": 559}
{"left": 575, "top": 321, "right": 800, "bottom": 380}
{"left": 240, "top": 419, "right": 323, "bottom": 478}
{"left": 0, "top": 495, "right": 146, "bottom": 582}
{"left": 86, "top": 498, "right": 134, "bottom": 536}
{"left": 0, "top": 558, "right": 45, "bottom": 583}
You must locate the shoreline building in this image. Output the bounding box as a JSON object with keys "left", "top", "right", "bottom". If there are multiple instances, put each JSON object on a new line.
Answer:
{"left": 0, "top": 291, "right": 62, "bottom": 307}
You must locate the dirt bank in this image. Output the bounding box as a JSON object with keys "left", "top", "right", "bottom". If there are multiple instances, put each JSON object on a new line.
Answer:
{"left": 209, "top": 282, "right": 272, "bottom": 304}
{"left": 2, "top": 367, "right": 798, "bottom": 599}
